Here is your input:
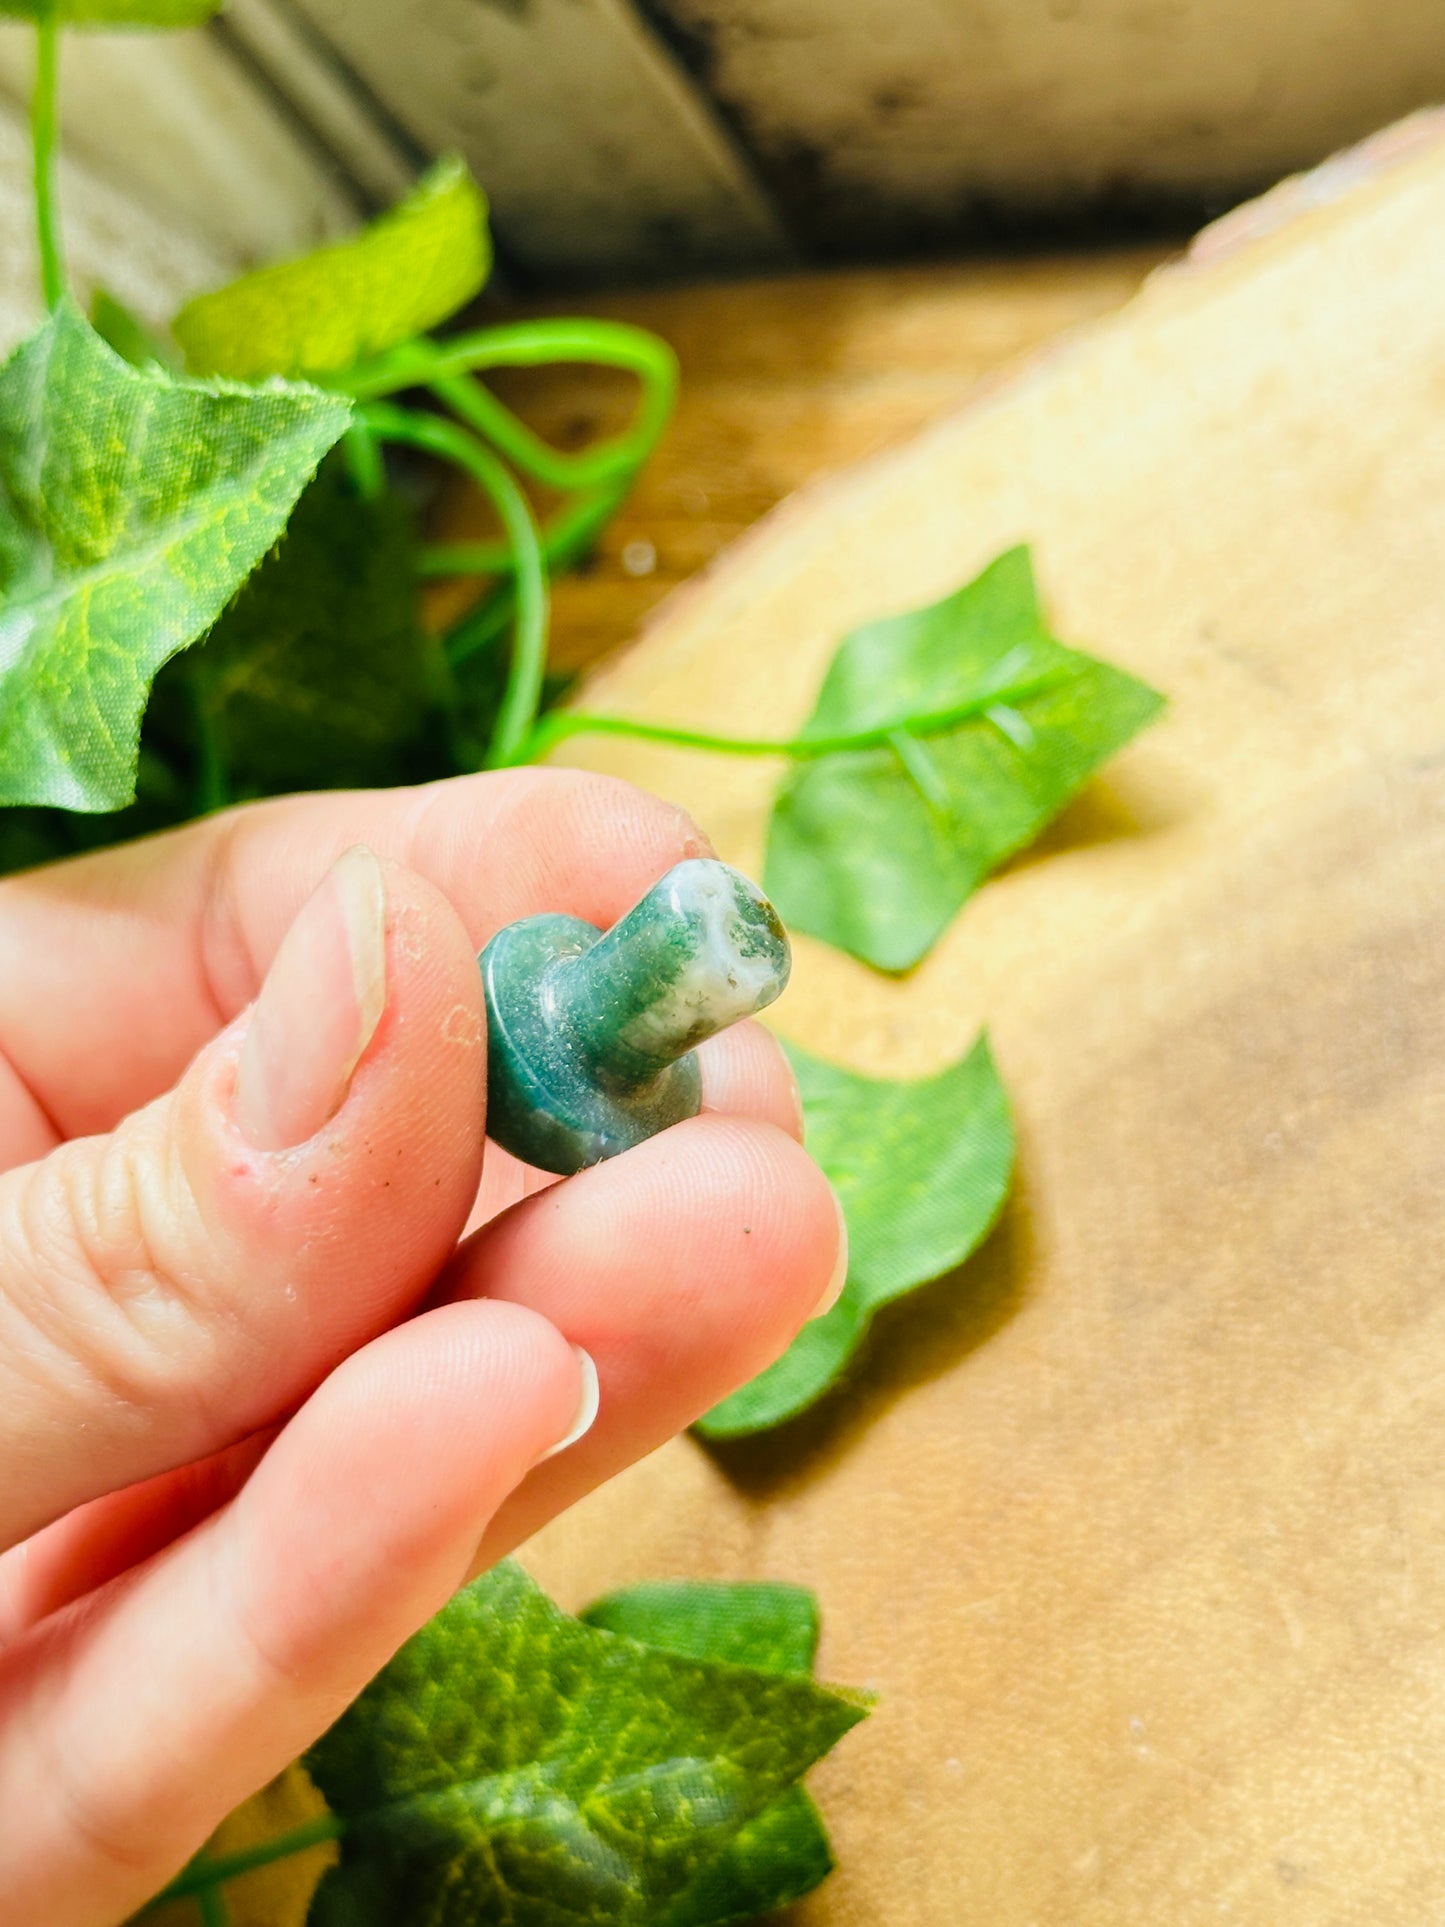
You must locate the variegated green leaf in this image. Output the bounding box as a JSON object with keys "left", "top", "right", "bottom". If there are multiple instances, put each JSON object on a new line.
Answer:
{"left": 0, "top": 304, "right": 350, "bottom": 811}
{"left": 173, "top": 156, "right": 491, "bottom": 381}
{"left": 765, "top": 547, "right": 1164, "bottom": 971}
{"left": 304, "top": 1562, "right": 866, "bottom": 1926}
{"left": 700, "top": 1034, "right": 1014, "bottom": 1435}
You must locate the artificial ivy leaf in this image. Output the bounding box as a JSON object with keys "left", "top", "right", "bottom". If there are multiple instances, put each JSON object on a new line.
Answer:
{"left": 582, "top": 1582, "right": 834, "bottom": 1927}
{"left": 699, "top": 1034, "right": 1014, "bottom": 1436}
{"left": 304, "top": 1561, "right": 866, "bottom": 1927}
{"left": 764, "top": 546, "right": 1165, "bottom": 971}
{"left": 582, "top": 1581, "right": 819, "bottom": 1675}
{"left": 151, "top": 460, "right": 437, "bottom": 797}
{"left": 0, "top": 0, "right": 219, "bottom": 22}
{"left": 0, "top": 303, "right": 350, "bottom": 812}
{"left": 173, "top": 155, "right": 491, "bottom": 382}
{"left": 653, "top": 1792, "right": 833, "bottom": 1927}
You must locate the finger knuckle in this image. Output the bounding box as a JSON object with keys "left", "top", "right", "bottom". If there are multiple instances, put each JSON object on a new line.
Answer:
{"left": 485, "top": 764, "right": 710, "bottom": 859}
{"left": 0, "top": 1107, "right": 221, "bottom": 1421}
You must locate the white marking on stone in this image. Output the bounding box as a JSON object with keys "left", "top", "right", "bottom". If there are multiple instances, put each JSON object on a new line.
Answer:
{"left": 620, "top": 859, "right": 783, "bottom": 1060}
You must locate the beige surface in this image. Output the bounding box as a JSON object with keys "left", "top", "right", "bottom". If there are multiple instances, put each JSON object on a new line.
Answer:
{"left": 518, "top": 117, "right": 1445, "bottom": 1922}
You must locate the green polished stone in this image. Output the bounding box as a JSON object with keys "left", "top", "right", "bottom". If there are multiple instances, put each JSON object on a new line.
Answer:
{"left": 480, "top": 858, "right": 791, "bottom": 1174}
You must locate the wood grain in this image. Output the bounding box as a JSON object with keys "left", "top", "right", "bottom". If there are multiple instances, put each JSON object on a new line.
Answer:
{"left": 516, "top": 115, "right": 1445, "bottom": 1923}
{"left": 431, "top": 247, "right": 1165, "bottom": 674}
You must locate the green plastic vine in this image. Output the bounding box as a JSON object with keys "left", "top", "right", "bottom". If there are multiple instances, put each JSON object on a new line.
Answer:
{"left": 195, "top": 1872, "right": 232, "bottom": 1927}
{"left": 146, "top": 1815, "right": 345, "bottom": 1908}
{"left": 341, "top": 419, "right": 384, "bottom": 502}
{"left": 437, "top": 480, "right": 632, "bottom": 675}
{"left": 362, "top": 400, "right": 549, "bottom": 768}
{"left": 340, "top": 318, "right": 676, "bottom": 414}
{"left": 510, "top": 664, "right": 1067, "bottom": 767}
{"left": 418, "top": 482, "right": 625, "bottom": 583}
{"left": 31, "top": 9, "right": 63, "bottom": 307}
{"left": 352, "top": 320, "right": 677, "bottom": 676}
{"left": 0, "top": 49, "right": 682, "bottom": 855}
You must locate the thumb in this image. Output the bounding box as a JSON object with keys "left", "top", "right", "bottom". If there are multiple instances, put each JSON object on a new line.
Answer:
{"left": 0, "top": 846, "right": 490, "bottom": 1550}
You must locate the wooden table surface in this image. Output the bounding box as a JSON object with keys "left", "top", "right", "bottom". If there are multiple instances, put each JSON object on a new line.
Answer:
{"left": 431, "top": 246, "right": 1168, "bottom": 678}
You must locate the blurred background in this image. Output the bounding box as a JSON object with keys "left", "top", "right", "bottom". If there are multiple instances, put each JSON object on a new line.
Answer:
{"left": 0, "top": 0, "right": 1443, "bottom": 345}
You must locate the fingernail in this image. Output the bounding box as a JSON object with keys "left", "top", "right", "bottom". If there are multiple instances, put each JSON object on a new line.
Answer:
{"left": 679, "top": 811, "right": 719, "bottom": 860}
{"left": 810, "top": 1188, "right": 849, "bottom": 1320}
{"left": 536, "top": 1346, "right": 600, "bottom": 1462}
{"left": 234, "top": 846, "right": 387, "bottom": 1151}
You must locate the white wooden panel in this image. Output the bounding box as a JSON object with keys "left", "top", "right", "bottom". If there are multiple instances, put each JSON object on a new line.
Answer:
{"left": 648, "top": 0, "right": 1445, "bottom": 247}
{"left": 220, "top": 0, "right": 419, "bottom": 211}
{"left": 286, "top": 0, "right": 791, "bottom": 278}
{"left": 0, "top": 26, "right": 362, "bottom": 265}
{"left": 0, "top": 96, "right": 234, "bottom": 354}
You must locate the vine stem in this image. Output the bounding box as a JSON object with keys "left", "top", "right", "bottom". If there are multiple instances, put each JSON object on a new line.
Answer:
{"left": 421, "top": 482, "right": 626, "bottom": 586}
{"left": 429, "top": 374, "right": 642, "bottom": 494}
{"left": 189, "top": 673, "right": 230, "bottom": 814}
{"left": 433, "top": 484, "right": 629, "bottom": 687}
{"left": 341, "top": 420, "right": 385, "bottom": 501}
{"left": 196, "top": 1878, "right": 232, "bottom": 1927}
{"left": 346, "top": 319, "right": 674, "bottom": 551}
{"left": 511, "top": 672, "right": 1063, "bottom": 769}
{"left": 141, "top": 1815, "right": 345, "bottom": 1909}
{"left": 32, "top": 10, "right": 63, "bottom": 308}
{"left": 340, "top": 318, "right": 677, "bottom": 430}
{"left": 366, "top": 320, "right": 673, "bottom": 681}
{"left": 362, "top": 401, "right": 548, "bottom": 768}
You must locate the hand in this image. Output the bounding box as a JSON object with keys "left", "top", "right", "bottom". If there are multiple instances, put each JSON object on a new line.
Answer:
{"left": 0, "top": 770, "right": 843, "bottom": 1926}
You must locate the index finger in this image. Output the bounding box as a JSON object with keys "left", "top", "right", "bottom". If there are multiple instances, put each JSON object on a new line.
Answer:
{"left": 0, "top": 768, "right": 711, "bottom": 1146}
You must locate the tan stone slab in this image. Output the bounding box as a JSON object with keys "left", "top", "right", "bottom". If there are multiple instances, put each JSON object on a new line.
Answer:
{"left": 521, "top": 115, "right": 1445, "bottom": 1924}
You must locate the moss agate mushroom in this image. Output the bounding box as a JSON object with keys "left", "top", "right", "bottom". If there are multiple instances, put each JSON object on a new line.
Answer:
{"left": 480, "top": 858, "right": 791, "bottom": 1175}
